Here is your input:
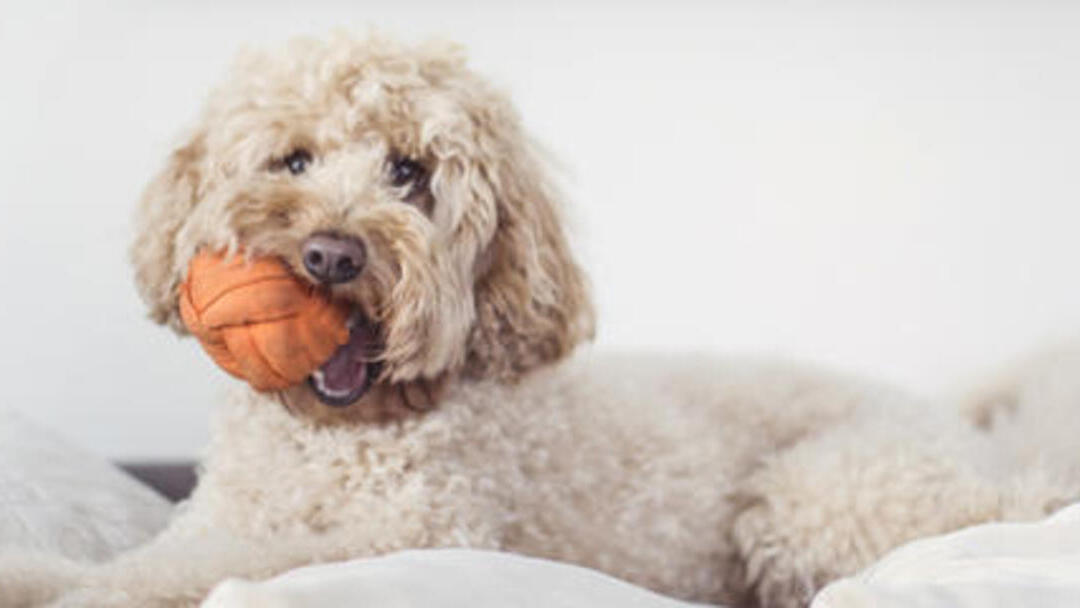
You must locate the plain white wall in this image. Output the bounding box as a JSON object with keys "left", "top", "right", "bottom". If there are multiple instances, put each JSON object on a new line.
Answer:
{"left": 3, "top": 1, "right": 1080, "bottom": 460}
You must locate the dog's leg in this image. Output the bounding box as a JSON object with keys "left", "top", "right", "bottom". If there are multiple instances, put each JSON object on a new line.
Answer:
{"left": 44, "top": 488, "right": 422, "bottom": 608}
{"left": 0, "top": 550, "right": 87, "bottom": 607}
{"left": 43, "top": 484, "right": 509, "bottom": 607}
{"left": 44, "top": 525, "right": 357, "bottom": 607}
{"left": 726, "top": 408, "right": 1075, "bottom": 608}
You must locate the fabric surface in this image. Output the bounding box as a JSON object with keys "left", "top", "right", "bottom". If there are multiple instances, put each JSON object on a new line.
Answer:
{"left": 202, "top": 549, "right": 712, "bottom": 608}
{"left": 813, "top": 502, "right": 1080, "bottom": 608}
{"left": 0, "top": 409, "right": 172, "bottom": 562}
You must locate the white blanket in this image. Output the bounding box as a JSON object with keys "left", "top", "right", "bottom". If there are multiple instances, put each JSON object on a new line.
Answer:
{"left": 0, "top": 409, "right": 171, "bottom": 562}
{"left": 202, "top": 549, "right": 708, "bottom": 608}
{"left": 813, "top": 503, "right": 1080, "bottom": 608}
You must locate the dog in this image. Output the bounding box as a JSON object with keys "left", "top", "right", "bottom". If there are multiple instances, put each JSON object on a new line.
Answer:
{"left": 5, "top": 33, "right": 1079, "bottom": 608}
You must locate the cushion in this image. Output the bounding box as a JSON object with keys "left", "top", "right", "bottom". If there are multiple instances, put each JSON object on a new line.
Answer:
{"left": 0, "top": 409, "right": 173, "bottom": 562}
{"left": 202, "top": 549, "right": 709, "bottom": 608}
{"left": 813, "top": 502, "right": 1080, "bottom": 608}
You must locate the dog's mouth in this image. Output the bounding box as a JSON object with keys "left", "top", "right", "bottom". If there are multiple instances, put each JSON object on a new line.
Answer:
{"left": 307, "top": 314, "right": 382, "bottom": 407}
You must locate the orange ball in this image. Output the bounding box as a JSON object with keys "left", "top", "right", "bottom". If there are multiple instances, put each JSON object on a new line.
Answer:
{"left": 178, "top": 250, "right": 351, "bottom": 391}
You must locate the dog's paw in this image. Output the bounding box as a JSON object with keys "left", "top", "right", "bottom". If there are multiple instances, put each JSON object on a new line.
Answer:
{"left": 0, "top": 550, "right": 85, "bottom": 608}
{"left": 728, "top": 496, "right": 838, "bottom": 608}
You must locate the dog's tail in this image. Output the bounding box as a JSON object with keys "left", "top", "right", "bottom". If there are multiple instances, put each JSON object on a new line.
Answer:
{"left": 0, "top": 549, "right": 86, "bottom": 607}
{"left": 957, "top": 341, "right": 1080, "bottom": 488}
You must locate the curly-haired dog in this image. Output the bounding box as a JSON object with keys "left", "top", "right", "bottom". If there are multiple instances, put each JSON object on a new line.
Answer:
{"left": 4, "top": 34, "right": 1079, "bottom": 608}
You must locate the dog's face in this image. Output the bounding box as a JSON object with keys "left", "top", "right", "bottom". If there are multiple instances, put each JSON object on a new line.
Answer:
{"left": 131, "top": 35, "right": 593, "bottom": 421}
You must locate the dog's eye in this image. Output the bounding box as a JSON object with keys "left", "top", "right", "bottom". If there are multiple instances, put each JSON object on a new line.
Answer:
{"left": 273, "top": 149, "right": 312, "bottom": 176}
{"left": 284, "top": 149, "right": 312, "bottom": 175}
{"left": 389, "top": 157, "right": 425, "bottom": 189}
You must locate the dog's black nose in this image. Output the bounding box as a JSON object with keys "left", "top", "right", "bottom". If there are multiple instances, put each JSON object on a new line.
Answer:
{"left": 302, "top": 233, "right": 366, "bottom": 284}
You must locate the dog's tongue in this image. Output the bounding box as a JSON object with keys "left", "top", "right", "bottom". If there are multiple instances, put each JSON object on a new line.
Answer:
{"left": 318, "top": 340, "right": 368, "bottom": 393}
{"left": 309, "top": 322, "right": 376, "bottom": 405}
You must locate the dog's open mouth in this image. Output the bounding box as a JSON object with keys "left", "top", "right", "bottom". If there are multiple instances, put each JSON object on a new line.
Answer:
{"left": 307, "top": 315, "right": 381, "bottom": 407}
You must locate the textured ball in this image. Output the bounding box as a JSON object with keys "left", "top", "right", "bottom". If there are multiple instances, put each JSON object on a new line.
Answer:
{"left": 179, "top": 250, "right": 351, "bottom": 391}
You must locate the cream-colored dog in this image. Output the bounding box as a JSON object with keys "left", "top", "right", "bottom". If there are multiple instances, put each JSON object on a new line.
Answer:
{"left": 3, "top": 33, "right": 1078, "bottom": 608}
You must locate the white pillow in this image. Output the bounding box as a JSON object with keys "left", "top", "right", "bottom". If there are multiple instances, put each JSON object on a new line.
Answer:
{"left": 0, "top": 409, "right": 173, "bottom": 562}
{"left": 813, "top": 502, "right": 1080, "bottom": 608}
{"left": 203, "top": 549, "right": 710, "bottom": 608}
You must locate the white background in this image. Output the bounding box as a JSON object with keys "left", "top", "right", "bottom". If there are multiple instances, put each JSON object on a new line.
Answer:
{"left": 3, "top": 1, "right": 1080, "bottom": 460}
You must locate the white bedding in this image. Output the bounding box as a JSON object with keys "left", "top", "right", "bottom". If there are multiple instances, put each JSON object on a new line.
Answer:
{"left": 0, "top": 409, "right": 172, "bottom": 561}
{"left": 813, "top": 502, "right": 1080, "bottom": 608}
{"left": 202, "top": 549, "right": 709, "bottom": 608}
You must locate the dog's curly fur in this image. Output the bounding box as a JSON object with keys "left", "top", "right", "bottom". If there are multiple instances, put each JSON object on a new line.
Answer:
{"left": 131, "top": 33, "right": 593, "bottom": 421}
{"left": 5, "top": 33, "right": 1080, "bottom": 608}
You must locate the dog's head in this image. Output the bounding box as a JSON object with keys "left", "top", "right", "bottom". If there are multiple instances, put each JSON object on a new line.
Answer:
{"left": 131, "top": 34, "right": 593, "bottom": 421}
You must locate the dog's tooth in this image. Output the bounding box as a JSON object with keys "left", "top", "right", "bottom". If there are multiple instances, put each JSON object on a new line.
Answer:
{"left": 310, "top": 368, "right": 353, "bottom": 399}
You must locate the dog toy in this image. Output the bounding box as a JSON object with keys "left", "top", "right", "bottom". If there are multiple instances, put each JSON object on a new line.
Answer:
{"left": 179, "top": 250, "right": 350, "bottom": 391}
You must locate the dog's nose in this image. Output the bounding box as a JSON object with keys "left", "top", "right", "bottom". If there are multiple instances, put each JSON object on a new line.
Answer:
{"left": 301, "top": 233, "right": 366, "bottom": 284}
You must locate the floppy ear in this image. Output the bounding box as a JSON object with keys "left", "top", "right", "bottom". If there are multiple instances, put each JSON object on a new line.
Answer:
{"left": 130, "top": 131, "right": 206, "bottom": 333}
{"left": 464, "top": 140, "right": 595, "bottom": 381}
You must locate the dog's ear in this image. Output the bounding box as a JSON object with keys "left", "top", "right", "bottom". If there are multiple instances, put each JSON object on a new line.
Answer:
{"left": 462, "top": 137, "right": 595, "bottom": 381}
{"left": 130, "top": 131, "right": 206, "bottom": 333}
